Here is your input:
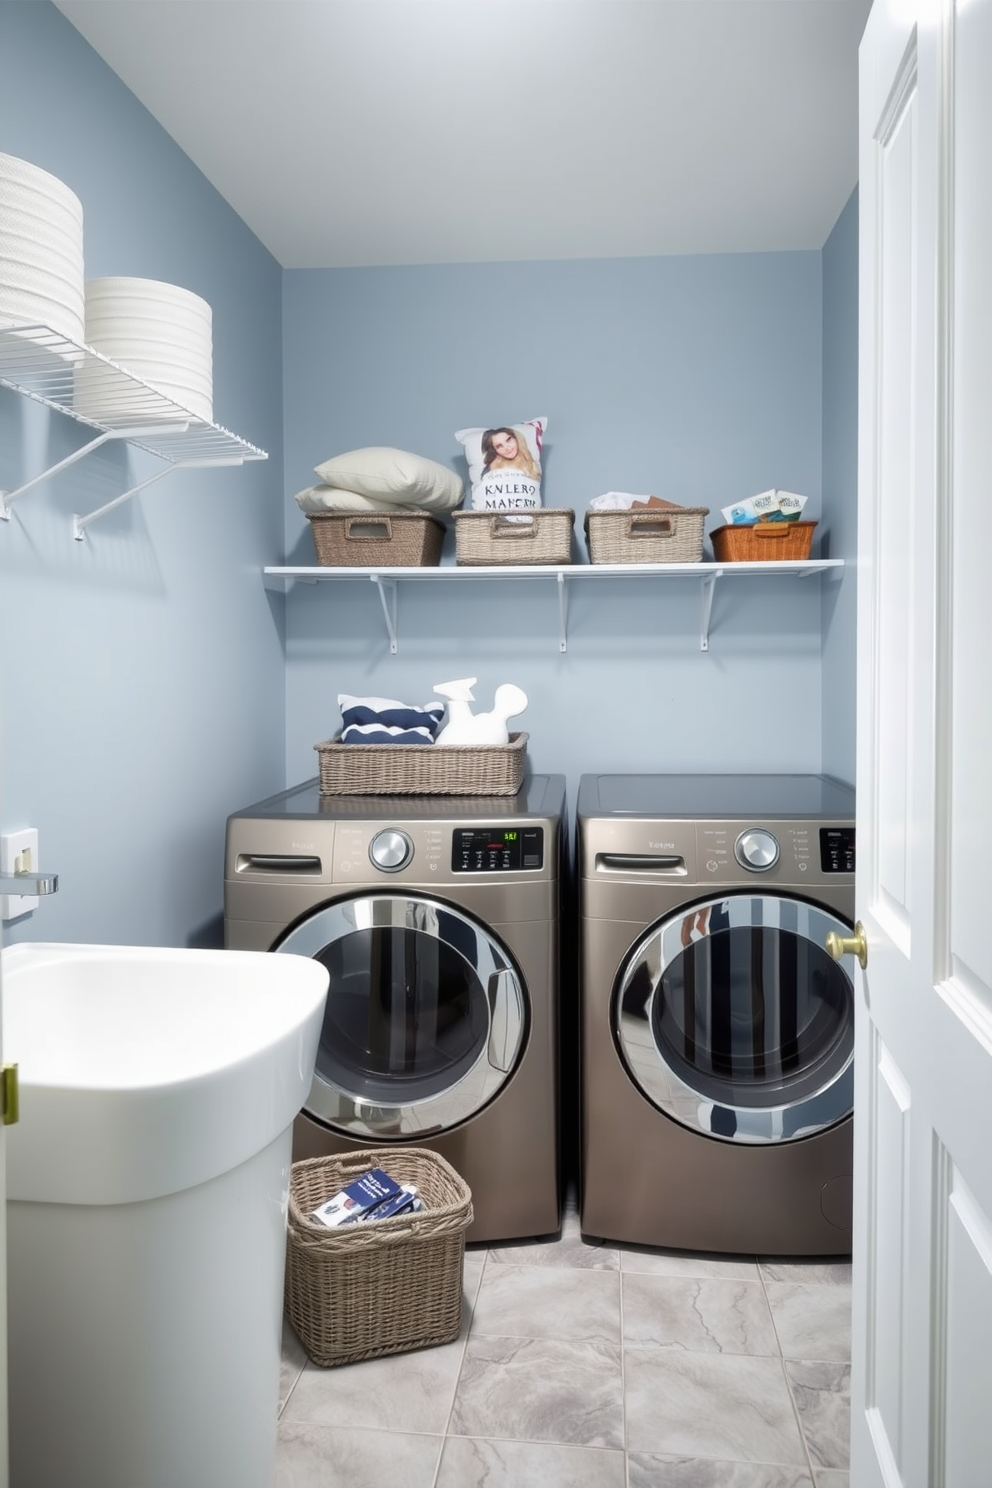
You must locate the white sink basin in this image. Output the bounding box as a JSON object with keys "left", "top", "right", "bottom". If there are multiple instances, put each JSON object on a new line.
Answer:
{"left": 2, "top": 940, "right": 330, "bottom": 1488}
{"left": 1, "top": 940, "right": 330, "bottom": 1204}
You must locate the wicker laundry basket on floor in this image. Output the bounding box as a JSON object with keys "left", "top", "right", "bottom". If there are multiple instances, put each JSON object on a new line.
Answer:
{"left": 285, "top": 1149, "right": 473, "bottom": 1368}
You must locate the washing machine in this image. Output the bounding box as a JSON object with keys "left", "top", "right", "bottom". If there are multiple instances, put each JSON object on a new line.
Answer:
{"left": 578, "top": 773, "right": 856, "bottom": 1256}
{"left": 224, "top": 774, "right": 565, "bottom": 1244}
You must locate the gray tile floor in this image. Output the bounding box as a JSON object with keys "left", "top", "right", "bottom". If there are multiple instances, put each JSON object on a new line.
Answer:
{"left": 276, "top": 1192, "right": 851, "bottom": 1488}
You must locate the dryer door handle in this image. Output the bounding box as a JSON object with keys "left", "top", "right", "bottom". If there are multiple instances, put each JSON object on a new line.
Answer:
{"left": 235, "top": 853, "right": 323, "bottom": 875}
{"left": 487, "top": 969, "right": 525, "bottom": 1074}
{"left": 596, "top": 853, "right": 687, "bottom": 874}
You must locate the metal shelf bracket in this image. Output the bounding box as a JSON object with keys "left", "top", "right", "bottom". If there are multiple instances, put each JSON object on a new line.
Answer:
{"left": 1, "top": 427, "right": 119, "bottom": 519}
{"left": 372, "top": 576, "right": 399, "bottom": 653}
{"left": 71, "top": 453, "right": 245, "bottom": 541}
{"left": 558, "top": 571, "right": 569, "bottom": 652}
{"left": 699, "top": 570, "right": 722, "bottom": 651}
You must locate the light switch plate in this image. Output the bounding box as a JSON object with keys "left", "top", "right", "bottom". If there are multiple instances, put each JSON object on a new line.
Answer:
{"left": 1, "top": 828, "right": 39, "bottom": 920}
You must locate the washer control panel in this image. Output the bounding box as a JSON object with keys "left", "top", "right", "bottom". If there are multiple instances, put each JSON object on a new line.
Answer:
{"left": 324, "top": 821, "right": 551, "bottom": 882}
{"left": 452, "top": 826, "right": 544, "bottom": 873}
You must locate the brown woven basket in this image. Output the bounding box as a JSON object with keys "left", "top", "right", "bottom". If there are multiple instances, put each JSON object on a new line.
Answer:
{"left": 453, "top": 509, "right": 574, "bottom": 566}
{"left": 315, "top": 730, "right": 528, "bottom": 796}
{"left": 711, "top": 520, "right": 817, "bottom": 562}
{"left": 306, "top": 512, "right": 445, "bottom": 567}
{"left": 584, "top": 507, "right": 709, "bottom": 564}
{"left": 285, "top": 1149, "right": 473, "bottom": 1368}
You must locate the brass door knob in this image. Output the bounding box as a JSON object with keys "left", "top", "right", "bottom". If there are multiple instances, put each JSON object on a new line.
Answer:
{"left": 826, "top": 922, "right": 868, "bottom": 970}
{"left": 1, "top": 1063, "right": 19, "bottom": 1126}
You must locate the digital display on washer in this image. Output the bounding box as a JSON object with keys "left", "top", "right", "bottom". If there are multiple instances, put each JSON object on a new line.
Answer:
{"left": 452, "top": 827, "right": 544, "bottom": 873}
{"left": 820, "top": 826, "right": 856, "bottom": 873}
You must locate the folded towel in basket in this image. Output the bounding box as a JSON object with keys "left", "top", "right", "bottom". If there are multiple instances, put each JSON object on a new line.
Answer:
{"left": 338, "top": 693, "right": 445, "bottom": 745}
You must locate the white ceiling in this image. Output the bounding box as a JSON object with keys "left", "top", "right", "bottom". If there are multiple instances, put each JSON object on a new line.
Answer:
{"left": 53, "top": 0, "right": 872, "bottom": 270}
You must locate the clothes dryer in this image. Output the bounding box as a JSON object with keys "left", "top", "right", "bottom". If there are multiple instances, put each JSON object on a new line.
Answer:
{"left": 578, "top": 773, "right": 856, "bottom": 1255}
{"left": 224, "top": 775, "right": 565, "bottom": 1244}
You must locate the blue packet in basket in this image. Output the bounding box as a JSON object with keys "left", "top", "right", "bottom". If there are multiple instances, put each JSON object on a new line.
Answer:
{"left": 365, "top": 1185, "right": 423, "bottom": 1222}
{"left": 311, "top": 1168, "right": 402, "bottom": 1228}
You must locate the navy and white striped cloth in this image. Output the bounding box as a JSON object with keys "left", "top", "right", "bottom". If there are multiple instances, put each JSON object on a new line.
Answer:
{"left": 338, "top": 693, "right": 446, "bottom": 745}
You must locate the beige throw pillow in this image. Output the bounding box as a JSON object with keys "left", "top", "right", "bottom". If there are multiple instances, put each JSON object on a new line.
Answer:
{"left": 313, "top": 447, "right": 463, "bottom": 511}
{"left": 294, "top": 484, "right": 421, "bottom": 514}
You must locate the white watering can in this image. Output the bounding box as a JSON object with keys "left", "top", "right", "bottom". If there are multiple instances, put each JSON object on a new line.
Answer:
{"left": 432, "top": 677, "right": 528, "bottom": 747}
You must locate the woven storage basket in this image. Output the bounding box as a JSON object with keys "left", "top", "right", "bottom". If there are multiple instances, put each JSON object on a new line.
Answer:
{"left": 285, "top": 1149, "right": 473, "bottom": 1368}
{"left": 711, "top": 519, "right": 818, "bottom": 562}
{"left": 307, "top": 512, "right": 445, "bottom": 568}
{"left": 315, "top": 731, "right": 528, "bottom": 796}
{"left": 584, "top": 506, "right": 709, "bottom": 564}
{"left": 453, "top": 509, "right": 574, "bottom": 566}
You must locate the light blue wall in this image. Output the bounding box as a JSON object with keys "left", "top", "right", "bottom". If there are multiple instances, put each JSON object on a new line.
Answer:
{"left": 821, "top": 189, "right": 859, "bottom": 787}
{"left": 1, "top": 3, "right": 859, "bottom": 957}
{"left": 282, "top": 254, "right": 828, "bottom": 802}
{"left": 0, "top": 2, "right": 285, "bottom": 947}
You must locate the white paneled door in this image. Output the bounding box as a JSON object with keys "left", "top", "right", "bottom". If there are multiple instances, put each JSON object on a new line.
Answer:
{"left": 854, "top": 0, "right": 992, "bottom": 1484}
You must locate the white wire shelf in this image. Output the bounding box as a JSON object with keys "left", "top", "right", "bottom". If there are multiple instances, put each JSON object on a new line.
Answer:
{"left": 263, "top": 558, "right": 844, "bottom": 653}
{"left": 0, "top": 322, "right": 268, "bottom": 537}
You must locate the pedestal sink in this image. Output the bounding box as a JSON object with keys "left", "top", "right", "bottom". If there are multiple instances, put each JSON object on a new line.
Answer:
{"left": 1, "top": 941, "right": 329, "bottom": 1488}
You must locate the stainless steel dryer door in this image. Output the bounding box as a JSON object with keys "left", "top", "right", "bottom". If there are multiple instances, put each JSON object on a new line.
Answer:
{"left": 275, "top": 893, "right": 527, "bottom": 1139}
{"left": 615, "top": 894, "right": 854, "bottom": 1144}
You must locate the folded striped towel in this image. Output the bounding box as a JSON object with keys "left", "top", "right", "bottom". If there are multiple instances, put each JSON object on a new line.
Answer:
{"left": 338, "top": 694, "right": 445, "bottom": 745}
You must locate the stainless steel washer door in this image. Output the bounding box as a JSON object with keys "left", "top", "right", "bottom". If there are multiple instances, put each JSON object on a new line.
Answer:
{"left": 276, "top": 892, "right": 527, "bottom": 1139}
{"left": 615, "top": 894, "right": 854, "bottom": 1144}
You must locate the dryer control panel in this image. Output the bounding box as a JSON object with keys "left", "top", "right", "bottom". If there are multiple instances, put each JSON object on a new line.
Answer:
{"left": 820, "top": 826, "right": 856, "bottom": 873}
{"left": 452, "top": 827, "right": 544, "bottom": 873}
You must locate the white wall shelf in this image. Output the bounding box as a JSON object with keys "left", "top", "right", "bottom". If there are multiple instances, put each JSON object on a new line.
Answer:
{"left": 0, "top": 323, "right": 267, "bottom": 538}
{"left": 263, "top": 559, "right": 844, "bottom": 654}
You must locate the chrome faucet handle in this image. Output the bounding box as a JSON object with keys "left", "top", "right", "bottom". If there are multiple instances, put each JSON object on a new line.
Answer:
{"left": 0, "top": 871, "right": 59, "bottom": 895}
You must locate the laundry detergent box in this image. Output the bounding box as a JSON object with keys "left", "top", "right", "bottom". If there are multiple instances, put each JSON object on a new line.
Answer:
{"left": 310, "top": 1168, "right": 404, "bottom": 1228}
{"left": 721, "top": 489, "right": 808, "bottom": 525}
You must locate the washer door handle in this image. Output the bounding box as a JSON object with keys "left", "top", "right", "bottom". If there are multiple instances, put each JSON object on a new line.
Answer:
{"left": 487, "top": 969, "right": 524, "bottom": 1073}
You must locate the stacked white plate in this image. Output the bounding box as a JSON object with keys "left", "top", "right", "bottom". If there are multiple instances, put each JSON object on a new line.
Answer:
{"left": 0, "top": 151, "right": 85, "bottom": 347}
{"left": 74, "top": 276, "right": 214, "bottom": 424}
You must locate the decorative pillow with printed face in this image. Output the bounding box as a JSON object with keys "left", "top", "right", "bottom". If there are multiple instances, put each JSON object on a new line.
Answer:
{"left": 455, "top": 417, "right": 547, "bottom": 513}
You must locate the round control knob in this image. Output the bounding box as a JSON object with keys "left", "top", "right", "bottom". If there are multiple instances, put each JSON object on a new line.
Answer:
{"left": 734, "top": 828, "right": 780, "bottom": 872}
{"left": 369, "top": 829, "right": 413, "bottom": 872}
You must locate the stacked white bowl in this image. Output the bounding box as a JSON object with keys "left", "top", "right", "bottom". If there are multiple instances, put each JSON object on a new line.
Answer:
{"left": 75, "top": 276, "right": 214, "bottom": 424}
{"left": 0, "top": 151, "right": 85, "bottom": 347}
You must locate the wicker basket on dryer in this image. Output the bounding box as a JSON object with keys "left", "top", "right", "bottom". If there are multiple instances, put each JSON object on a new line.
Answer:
{"left": 314, "top": 732, "right": 528, "bottom": 796}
